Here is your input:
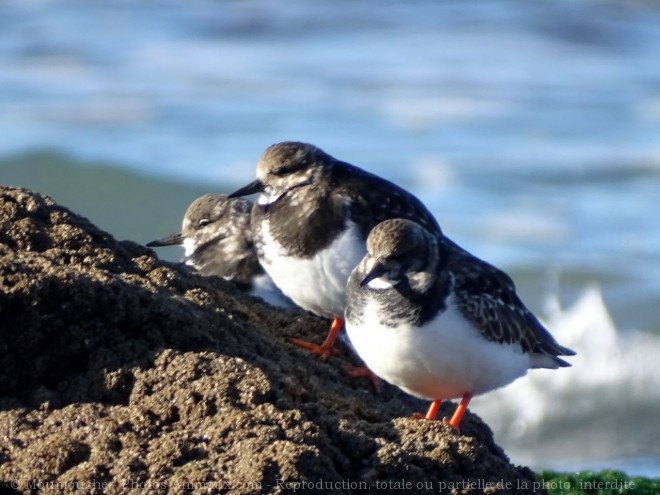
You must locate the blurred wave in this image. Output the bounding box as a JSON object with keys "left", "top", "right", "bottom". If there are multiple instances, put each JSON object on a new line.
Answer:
{"left": 475, "top": 285, "right": 660, "bottom": 475}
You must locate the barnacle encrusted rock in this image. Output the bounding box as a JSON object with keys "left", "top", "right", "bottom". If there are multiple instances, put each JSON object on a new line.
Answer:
{"left": 0, "top": 186, "right": 543, "bottom": 494}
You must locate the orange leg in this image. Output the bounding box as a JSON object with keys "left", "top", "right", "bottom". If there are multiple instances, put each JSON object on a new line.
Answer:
{"left": 290, "top": 317, "right": 343, "bottom": 360}
{"left": 425, "top": 399, "right": 442, "bottom": 420}
{"left": 411, "top": 399, "right": 442, "bottom": 420}
{"left": 445, "top": 392, "right": 472, "bottom": 432}
{"left": 343, "top": 365, "right": 382, "bottom": 395}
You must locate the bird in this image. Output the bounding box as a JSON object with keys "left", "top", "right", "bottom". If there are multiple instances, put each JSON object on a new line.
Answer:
{"left": 344, "top": 218, "right": 576, "bottom": 431}
{"left": 228, "top": 141, "right": 443, "bottom": 359}
{"left": 147, "top": 194, "right": 293, "bottom": 309}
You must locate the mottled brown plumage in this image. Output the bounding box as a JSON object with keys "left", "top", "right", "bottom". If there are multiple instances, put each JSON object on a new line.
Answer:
{"left": 243, "top": 141, "right": 443, "bottom": 260}
{"left": 345, "top": 218, "right": 575, "bottom": 429}
{"left": 227, "top": 141, "right": 446, "bottom": 356}
{"left": 147, "top": 194, "right": 293, "bottom": 308}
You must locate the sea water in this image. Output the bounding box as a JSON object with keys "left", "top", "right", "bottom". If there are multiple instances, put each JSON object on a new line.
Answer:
{"left": 1, "top": 0, "right": 659, "bottom": 475}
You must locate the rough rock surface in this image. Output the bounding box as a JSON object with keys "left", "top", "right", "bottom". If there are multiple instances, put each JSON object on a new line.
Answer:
{"left": 0, "top": 186, "right": 545, "bottom": 494}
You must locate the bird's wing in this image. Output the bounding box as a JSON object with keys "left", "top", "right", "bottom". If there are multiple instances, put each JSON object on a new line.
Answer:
{"left": 450, "top": 247, "right": 575, "bottom": 363}
{"left": 332, "top": 161, "right": 443, "bottom": 236}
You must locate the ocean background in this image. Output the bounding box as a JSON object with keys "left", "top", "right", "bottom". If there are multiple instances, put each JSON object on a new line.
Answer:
{"left": 1, "top": 0, "right": 659, "bottom": 476}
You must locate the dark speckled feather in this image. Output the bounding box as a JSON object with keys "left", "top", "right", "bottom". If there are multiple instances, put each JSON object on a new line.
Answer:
{"left": 248, "top": 142, "right": 443, "bottom": 260}
{"left": 448, "top": 245, "right": 575, "bottom": 364}
{"left": 228, "top": 141, "right": 448, "bottom": 321}
{"left": 331, "top": 159, "right": 443, "bottom": 237}
{"left": 347, "top": 219, "right": 575, "bottom": 368}
{"left": 345, "top": 219, "right": 574, "bottom": 414}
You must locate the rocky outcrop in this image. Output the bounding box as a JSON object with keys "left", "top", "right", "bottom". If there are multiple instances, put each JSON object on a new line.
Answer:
{"left": 0, "top": 186, "right": 544, "bottom": 494}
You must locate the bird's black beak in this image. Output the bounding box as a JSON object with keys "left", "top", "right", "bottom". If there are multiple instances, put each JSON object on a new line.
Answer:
{"left": 360, "top": 262, "right": 388, "bottom": 287}
{"left": 146, "top": 231, "right": 184, "bottom": 247}
{"left": 228, "top": 179, "right": 265, "bottom": 198}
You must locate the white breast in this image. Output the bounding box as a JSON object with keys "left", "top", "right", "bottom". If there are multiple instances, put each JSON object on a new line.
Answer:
{"left": 345, "top": 294, "right": 532, "bottom": 400}
{"left": 249, "top": 273, "right": 295, "bottom": 310}
{"left": 258, "top": 219, "right": 365, "bottom": 319}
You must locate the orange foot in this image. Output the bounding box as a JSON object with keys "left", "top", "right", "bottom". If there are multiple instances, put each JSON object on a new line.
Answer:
{"left": 343, "top": 365, "right": 382, "bottom": 394}
{"left": 410, "top": 399, "right": 441, "bottom": 421}
{"left": 410, "top": 394, "right": 473, "bottom": 434}
{"left": 290, "top": 337, "right": 338, "bottom": 359}
{"left": 290, "top": 317, "right": 343, "bottom": 361}
{"left": 445, "top": 393, "right": 472, "bottom": 433}
{"left": 443, "top": 418, "right": 460, "bottom": 434}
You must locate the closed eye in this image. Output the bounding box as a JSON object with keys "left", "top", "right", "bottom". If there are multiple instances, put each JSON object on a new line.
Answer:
{"left": 198, "top": 218, "right": 211, "bottom": 228}
{"left": 271, "top": 162, "right": 307, "bottom": 177}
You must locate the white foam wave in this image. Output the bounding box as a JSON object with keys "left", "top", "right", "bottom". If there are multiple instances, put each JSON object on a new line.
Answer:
{"left": 471, "top": 285, "right": 660, "bottom": 473}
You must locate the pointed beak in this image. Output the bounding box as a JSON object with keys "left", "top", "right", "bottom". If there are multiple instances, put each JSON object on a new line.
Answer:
{"left": 146, "top": 231, "right": 184, "bottom": 247}
{"left": 228, "top": 179, "right": 265, "bottom": 198}
{"left": 360, "top": 262, "right": 388, "bottom": 287}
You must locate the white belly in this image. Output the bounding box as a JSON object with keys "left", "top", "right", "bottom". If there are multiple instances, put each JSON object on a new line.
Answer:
{"left": 249, "top": 273, "right": 295, "bottom": 310}
{"left": 258, "top": 220, "right": 365, "bottom": 318}
{"left": 345, "top": 294, "right": 532, "bottom": 400}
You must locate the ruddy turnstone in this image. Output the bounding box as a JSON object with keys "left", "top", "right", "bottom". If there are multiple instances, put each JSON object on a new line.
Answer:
{"left": 147, "top": 194, "right": 292, "bottom": 308}
{"left": 228, "top": 142, "right": 443, "bottom": 358}
{"left": 345, "top": 218, "right": 575, "bottom": 431}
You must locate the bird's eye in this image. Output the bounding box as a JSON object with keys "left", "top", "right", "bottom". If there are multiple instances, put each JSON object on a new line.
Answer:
{"left": 198, "top": 218, "right": 211, "bottom": 228}
{"left": 272, "top": 161, "right": 306, "bottom": 177}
